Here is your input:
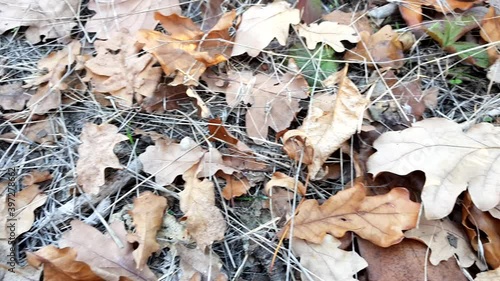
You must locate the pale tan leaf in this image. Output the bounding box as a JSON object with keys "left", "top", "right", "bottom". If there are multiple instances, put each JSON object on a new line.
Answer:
{"left": 176, "top": 244, "right": 228, "bottom": 281}
{"left": 196, "top": 148, "right": 237, "bottom": 178}
{"left": 180, "top": 167, "right": 226, "bottom": 250}
{"left": 127, "top": 191, "right": 167, "bottom": 270}
{"left": 0, "top": 118, "right": 59, "bottom": 144}
{"left": 367, "top": 118, "right": 500, "bottom": 219}
{"left": 292, "top": 235, "right": 367, "bottom": 281}
{"left": 59, "top": 220, "right": 156, "bottom": 281}
{"left": 290, "top": 182, "right": 420, "bottom": 247}
{"left": 231, "top": 1, "right": 300, "bottom": 57}
{"left": 186, "top": 88, "right": 211, "bottom": 118}
{"left": 265, "top": 172, "right": 306, "bottom": 196}
{"left": 297, "top": 22, "right": 359, "bottom": 52}
{"left": 283, "top": 67, "right": 368, "bottom": 179}
{"left": 405, "top": 217, "right": 476, "bottom": 267}
{"left": 0, "top": 82, "right": 30, "bottom": 111}
{"left": 85, "top": 0, "right": 181, "bottom": 39}
{"left": 76, "top": 123, "right": 128, "bottom": 194}
{"left": 139, "top": 137, "right": 205, "bottom": 186}
{"left": 475, "top": 267, "right": 500, "bottom": 281}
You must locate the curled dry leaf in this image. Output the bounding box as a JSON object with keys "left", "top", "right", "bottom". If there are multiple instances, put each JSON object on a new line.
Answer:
{"left": 176, "top": 244, "right": 228, "bottom": 281}
{"left": 84, "top": 30, "right": 162, "bottom": 107}
{"left": 25, "top": 41, "right": 81, "bottom": 114}
{"left": 263, "top": 172, "right": 305, "bottom": 219}
{"left": 290, "top": 182, "right": 420, "bottom": 247}
{"left": 139, "top": 137, "right": 205, "bottom": 186}
{"left": 76, "top": 123, "right": 128, "bottom": 194}
{"left": 292, "top": 235, "right": 367, "bottom": 281}
{"left": 404, "top": 217, "right": 476, "bottom": 267}
{"left": 283, "top": 67, "right": 368, "bottom": 180}
{"left": 85, "top": 0, "right": 181, "bottom": 39}
{"left": 462, "top": 192, "right": 500, "bottom": 268}
{"left": 127, "top": 191, "right": 167, "bottom": 270}
{"left": 265, "top": 172, "right": 306, "bottom": 196}
{"left": 367, "top": 118, "right": 500, "bottom": 220}
{"left": 60, "top": 220, "right": 156, "bottom": 281}
{"left": 297, "top": 21, "right": 359, "bottom": 52}
{"left": 205, "top": 70, "right": 308, "bottom": 143}
{"left": 27, "top": 245, "right": 103, "bottom": 281}
{"left": 138, "top": 11, "right": 236, "bottom": 86}
{"left": 0, "top": 82, "right": 30, "bottom": 111}
{"left": 180, "top": 167, "right": 226, "bottom": 249}
{"left": 0, "top": 0, "right": 79, "bottom": 43}
{"left": 344, "top": 25, "right": 405, "bottom": 69}
{"left": 231, "top": 1, "right": 300, "bottom": 57}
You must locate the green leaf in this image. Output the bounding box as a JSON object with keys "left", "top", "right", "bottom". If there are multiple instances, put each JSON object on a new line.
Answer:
{"left": 447, "top": 42, "right": 490, "bottom": 68}
{"left": 289, "top": 44, "right": 338, "bottom": 88}
{"left": 426, "top": 15, "right": 482, "bottom": 47}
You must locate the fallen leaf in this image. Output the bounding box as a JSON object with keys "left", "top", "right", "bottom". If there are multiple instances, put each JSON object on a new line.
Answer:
{"left": 357, "top": 238, "right": 468, "bottom": 281}
{"left": 0, "top": 240, "right": 42, "bottom": 281}
{"left": 0, "top": 82, "right": 30, "bottom": 111}
{"left": 231, "top": 1, "right": 300, "bottom": 57}
{"left": 84, "top": 30, "right": 162, "bottom": 107}
{"left": 85, "top": 0, "right": 181, "bottom": 39}
{"left": 139, "top": 137, "right": 205, "bottom": 186}
{"left": 322, "top": 10, "right": 372, "bottom": 33}
{"left": 76, "top": 123, "right": 128, "bottom": 194}
{"left": 176, "top": 244, "right": 228, "bottom": 281}
{"left": 297, "top": 21, "right": 358, "bottom": 52}
{"left": 296, "top": 0, "right": 323, "bottom": 24}
{"left": 25, "top": 41, "right": 81, "bottom": 114}
{"left": 344, "top": 25, "right": 405, "bottom": 69}
{"left": 200, "top": 0, "right": 225, "bottom": 31}
{"left": 127, "top": 191, "right": 167, "bottom": 270}
{"left": 462, "top": 192, "right": 500, "bottom": 268}
{"left": 487, "top": 59, "right": 500, "bottom": 83}
{"left": 405, "top": 217, "right": 476, "bottom": 267}
{"left": 292, "top": 235, "right": 367, "bottom": 281}
{"left": 180, "top": 167, "right": 226, "bottom": 249}
{"left": 196, "top": 148, "right": 237, "bottom": 178}
{"left": 283, "top": 67, "right": 368, "bottom": 179}
{"left": 265, "top": 172, "right": 306, "bottom": 196}
{"left": 60, "top": 220, "right": 156, "bottom": 281}
{"left": 481, "top": 7, "right": 500, "bottom": 62}
{"left": 186, "top": 88, "right": 211, "bottom": 118}
{"left": 290, "top": 182, "right": 420, "bottom": 247}
{"left": 367, "top": 118, "right": 500, "bottom": 219}
{"left": 21, "top": 171, "right": 52, "bottom": 186}
{"left": 205, "top": 70, "right": 308, "bottom": 143}
{"left": 141, "top": 83, "right": 189, "bottom": 113}
{"left": 219, "top": 172, "right": 250, "bottom": 200}
{"left": 138, "top": 11, "right": 236, "bottom": 86}
{"left": 0, "top": 118, "right": 59, "bottom": 144}
{"left": 475, "top": 267, "right": 500, "bottom": 280}
{"left": 0, "top": 0, "right": 79, "bottom": 43}
{"left": 27, "top": 245, "right": 103, "bottom": 281}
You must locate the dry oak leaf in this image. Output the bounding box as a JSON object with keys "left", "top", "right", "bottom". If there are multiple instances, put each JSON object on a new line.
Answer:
{"left": 84, "top": 30, "right": 162, "bottom": 107}
{"left": 137, "top": 11, "right": 236, "bottom": 86}
{"left": 127, "top": 191, "right": 167, "bottom": 270}
{"left": 231, "top": 1, "right": 300, "bottom": 57}
{"left": 0, "top": 82, "right": 31, "bottom": 111}
{"left": 283, "top": 67, "right": 368, "bottom": 180}
{"left": 196, "top": 147, "right": 237, "bottom": 178}
{"left": 367, "top": 118, "right": 500, "bottom": 220}
{"left": 322, "top": 10, "right": 372, "bottom": 34}
{"left": 292, "top": 235, "right": 367, "bottom": 281}
{"left": 59, "top": 220, "right": 156, "bottom": 281}
{"left": 399, "top": 0, "right": 482, "bottom": 27}
{"left": 27, "top": 245, "right": 103, "bottom": 281}
{"left": 139, "top": 137, "right": 205, "bottom": 186}
{"left": 0, "top": 118, "right": 59, "bottom": 144}
{"left": 176, "top": 244, "right": 228, "bottom": 281}
{"left": 0, "top": 0, "right": 79, "bottom": 43}
{"left": 265, "top": 172, "right": 306, "bottom": 196}
{"left": 76, "top": 123, "right": 128, "bottom": 195}
{"left": 475, "top": 267, "right": 500, "bottom": 281}
{"left": 25, "top": 41, "right": 81, "bottom": 114}
{"left": 180, "top": 166, "right": 226, "bottom": 250}
{"left": 290, "top": 182, "right": 420, "bottom": 247}
{"left": 207, "top": 70, "right": 308, "bottom": 144}
{"left": 404, "top": 217, "right": 476, "bottom": 267}
{"left": 344, "top": 25, "right": 405, "bottom": 69}
{"left": 297, "top": 22, "right": 359, "bottom": 52}
{"left": 219, "top": 172, "right": 250, "bottom": 200}
{"left": 85, "top": 0, "right": 181, "bottom": 40}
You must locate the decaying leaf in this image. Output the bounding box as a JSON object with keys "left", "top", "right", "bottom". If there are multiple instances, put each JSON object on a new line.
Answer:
{"left": 292, "top": 235, "right": 367, "bottom": 281}
{"left": 25, "top": 41, "right": 81, "bottom": 114}
{"left": 231, "top": 1, "right": 300, "bottom": 57}
{"left": 0, "top": 118, "right": 59, "bottom": 144}
{"left": 84, "top": 30, "right": 162, "bottom": 107}
{"left": 76, "top": 123, "right": 128, "bottom": 194}
{"left": 180, "top": 167, "right": 226, "bottom": 249}
{"left": 344, "top": 25, "right": 405, "bottom": 69}
{"left": 205, "top": 70, "right": 308, "bottom": 143}
{"left": 297, "top": 21, "right": 359, "bottom": 52}
{"left": 475, "top": 267, "right": 500, "bottom": 281}
{"left": 283, "top": 67, "right": 368, "bottom": 179}
{"left": 60, "top": 220, "right": 156, "bottom": 281}
{"left": 0, "top": 82, "right": 30, "bottom": 111}
{"left": 127, "top": 191, "right": 167, "bottom": 270}
{"left": 368, "top": 118, "right": 500, "bottom": 219}
{"left": 138, "top": 11, "right": 236, "bottom": 86}
{"left": 405, "top": 217, "right": 476, "bottom": 267}
{"left": 176, "top": 244, "right": 228, "bottom": 281}
{"left": 85, "top": 0, "right": 181, "bottom": 39}
{"left": 141, "top": 84, "right": 189, "bottom": 113}
{"left": 219, "top": 172, "right": 250, "bottom": 200}
{"left": 0, "top": 0, "right": 79, "bottom": 43}
{"left": 290, "top": 182, "right": 420, "bottom": 247}
{"left": 462, "top": 192, "right": 500, "bottom": 268}
{"left": 27, "top": 245, "right": 103, "bottom": 281}
{"left": 139, "top": 137, "right": 205, "bottom": 186}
